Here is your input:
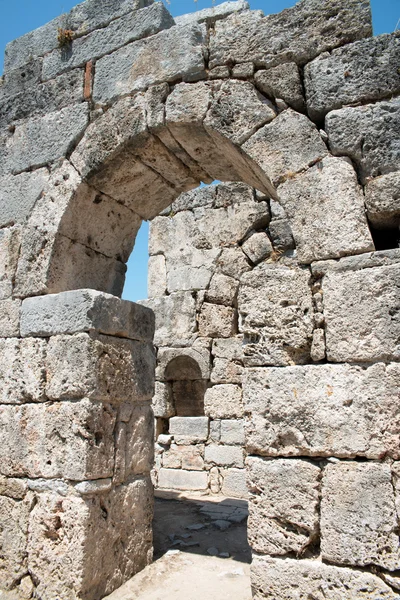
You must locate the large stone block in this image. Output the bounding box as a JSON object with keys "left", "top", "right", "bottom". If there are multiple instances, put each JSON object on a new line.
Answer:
{"left": 0, "top": 226, "right": 21, "bottom": 300}
{"left": 321, "top": 462, "right": 400, "bottom": 570}
{"left": 169, "top": 416, "right": 209, "bottom": 444}
{"left": 93, "top": 24, "right": 207, "bottom": 104}
{"left": 247, "top": 457, "right": 320, "bottom": 556}
{"left": 254, "top": 63, "right": 305, "bottom": 112}
{"left": 326, "top": 98, "right": 400, "bottom": 183}
{"left": 0, "top": 399, "right": 116, "bottom": 480}
{"left": 198, "top": 303, "right": 237, "bottom": 338}
{"left": 221, "top": 468, "right": 247, "bottom": 498}
{"left": 0, "top": 299, "right": 20, "bottom": 338}
{"left": 278, "top": 156, "right": 374, "bottom": 263}
{"left": 140, "top": 292, "right": 197, "bottom": 347}
{"left": 152, "top": 382, "right": 175, "bottom": 419}
{"left": 305, "top": 33, "right": 400, "bottom": 120}
{"left": 0, "top": 492, "right": 33, "bottom": 590}
{"left": 204, "top": 384, "right": 243, "bottom": 419}
{"left": 175, "top": 0, "right": 248, "bottom": 26}
{"left": 209, "top": 0, "right": 371, "bottom": 69}
{"left": 211, "top": 337, "right": 244, "bottom": 384}
{"left": 162, "top": 444, "right": 204, "bottom": 471}
{"left": 243, "top": 109, "right": 327, "bottom": 185}
{"left": 21, "top": 289, "right": 155, "bottom": 342}
{"left": 42, "top": 3, "right": 174, "bottom": 80}
{"left": 204, "top": 445, "right": 244, "bottom": 468}
{"left": 46, "top": 332, "right": 155, "bottom": 403}
{"left": 148, "top": 255, "right": 167, "bottom": 297}
{"left": 158, "top": 468, "right": 208, "bottom": 491}
{"left": 365, "top": 171, "right": 400, "bottom": 228}
{"left": 243, "top": 363, "right": 400, "bottom": 459}
{"left": 251, "top": 556, "right": 398, "bottom": 600}
{"left": 0, "top": 58, "right": 42, "bottom": 104}
{"left": 0, "top": 168, "right": 49, "bottom": 228}
{"left": 323, "top": 262, "right": 400, "bottom": 362}
{"left": 0, "top": 338, "right": 46, "bottom": 404}
{"left": 238, "top": 264, "right": 314, "bottom": 366}
{"left": 123, "top": 404, "right": 154, "bottom": 479}
{"left": 220, "top": 420, "right": 245, "bottom": 445}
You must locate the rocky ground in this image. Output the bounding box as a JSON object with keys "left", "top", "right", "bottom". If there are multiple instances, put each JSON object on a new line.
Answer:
{"left": 105, "top": 491, "right": 252, "bottom": 600}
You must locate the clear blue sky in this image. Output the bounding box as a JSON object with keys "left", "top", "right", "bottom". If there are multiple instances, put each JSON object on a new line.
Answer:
{"left": 0, "top": 0, "right": 398, "bottom": 301}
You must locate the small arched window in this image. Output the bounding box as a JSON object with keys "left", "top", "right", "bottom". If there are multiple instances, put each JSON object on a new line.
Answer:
{"left": 164, "top": 356, "right": 207, "bottom": 417}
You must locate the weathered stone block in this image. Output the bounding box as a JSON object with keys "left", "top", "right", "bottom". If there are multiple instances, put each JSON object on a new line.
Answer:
{"left": 0, "top": 58, "right": 42, "bottom": 104}
{"left": 93, "top": 24, "right": 207, "bottom": 104}
{"left": 152, "top": 382, "right": 175, "bottom": 418}
{"left": 124, "top": 404, "right": 154, "bottom": 478}
{"left": 174, "top": 0, "right": 248, "bottom": 26}
{"left": 158, "top": 468, "right": 208, "bottom": 491}
{"left": 238, "top": 263, "right": 313, "bottom": 366}
{"left": 0, "top": 299, "right": 20, "bottom": 338}
{"left": 243, "top": 363, "right": 400, "bottom": 459}
{"left": 140, "top": 292, "right": 197, "bottom": 347}
{"left": 254, "top": 63, "right": 305, "bottom": 112}
{"left": 204, "top": 384, "right": 243, "bottom": 419}
{"left": 326, "top": 98, "right": 400, "bottom": 183}
{"left": 305, "top": 33, "right": 400, "bottom": 120}
{"left": 365, "top": 171, "right": 400, "bottom": 227}
{"left": 46, "top": 332, "right": 155, "bottom": 403}
{"left": 0, "top": 338, "right": 46, "bottom": 404}
{"left": 0, "top": 168, "right": 48, "bottom": 228}
{"left": 198, "top": 303, "right": 237, "bottom": 338}
{"left": 323, "top": 263, "right": 400, "bottom": 362}
{"left": 211, "top": 337, "right": 243, "bottom": 384}
{"left": 0, "top": 226, "right": 21, "bottom": 299}
{"left": 241, "top": 232, "right": 273, "bottom": 264}
{"left": 204, "top": 445, "right": 244, "bottom": 468}
{"left": 243, "top": 109, "right": 327, "bottom": 184}
{"left": 220, "top": 420, "right": 245, "bottom": 445}
{"left": 162, "top": 444, "right": 204, "bottom": 471}
{"left": 205, "top": 273, "right": 238, "bottom": 306}
{"left": 0, "top": 492, "right": 33, "bottom": 590}
{"left": 216, "top": 247, "right": 251, "bottom": 279}
{"left": 221, "top": 468, "right": 247, "bottom": 498}
{"left": 268, "top": 218, "right": 295, "bottom": 252}
{"left": 321, "top": 462, "right": 400, "bottom": 570}
{"left": 21, "top": 289, "right": 154, "bottom": 342}
{"left": 278, "top": 156, "right": 374, "bottom": 263}
{"left": 251, "top": 556, "right": 398, "bottom": 600}
{"left": 169, "top": 416, "right": 209, "bottom": 444}
{"left": 148, "top": 254, "right": 167, "bottom": 297}
{"left": 0, "top": 399, "right": 116, "bottom": 480}
{"left": 247, "top": 457, "right": 320, "bottom": 556}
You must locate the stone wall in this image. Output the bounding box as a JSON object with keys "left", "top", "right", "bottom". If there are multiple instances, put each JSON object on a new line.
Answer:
{"left": 0, "top": 0, "right": 399, "bottom": 597}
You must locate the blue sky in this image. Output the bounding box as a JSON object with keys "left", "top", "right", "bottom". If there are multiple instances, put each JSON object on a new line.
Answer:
{"left": 0, "top": 0, "right": 398, "bottom": 301}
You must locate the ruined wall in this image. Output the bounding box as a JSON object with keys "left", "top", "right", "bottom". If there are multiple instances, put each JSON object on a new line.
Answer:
{"left": 0, "top": 0, "right": 399, "bottom": 597}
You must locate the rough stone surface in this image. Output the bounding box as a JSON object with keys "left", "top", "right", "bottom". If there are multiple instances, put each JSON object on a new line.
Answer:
{"left": 174, "top": 1, "right": 249, "bottom": 26}
{"left": 162, "top": 444, "right": 204, "bottom": 471}
{"left": 243, "top": 363, "right": 400, "bottom": 459}
{"left": 204, "top": 384, "right": 243, "bottom": 419}
{"left": 198, "top": 303, "right": 237, "bottom": 338}
{"left": 158, "top": 468, "right": 208, "bottom": 491}
{"left": 0, "top": 299, "right": 20, "bottom": 338}
{"left": 254, "top": 63, "right": 305, "bottom": 112}
{"left": 148, "top": 255, "right": 167, "bottom": 297}
{"left": 204, "top": 445, "right": 244, "bottom": 468}
{"left": 0, "top": 226, "right": 21, "bottom": 300}
{"left": 0, "top": 492, "right": 33, "bottom": 590}
{"left": 152, "top": 382, "right": 175, "bottom": 418}
{"left": 221, "top": 468, "right": 247, "bottom": 498}
{"left": 0, "top": 338, "right": 46, "bottom": 404}
{"left": 168, "top": 417, "right": 209, "bottom": 444}
{"left": 0, "top": 169, "right": 49, "bottom": 228}
{"left": 205, "top": 273, "right": 239, "bottom": 306}
{"left": 140, "top": 293, "right": 197, "bottom": 347}
{"left": 365, "top": 171, "right": 400, "bottom": 227}
{"left": 220, "top": 420, "right": 245, "bottom": 445}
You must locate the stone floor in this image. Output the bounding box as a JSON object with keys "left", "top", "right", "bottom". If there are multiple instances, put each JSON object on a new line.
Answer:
{"left": 105, "top": 492, "right": 252, "bottom": 600}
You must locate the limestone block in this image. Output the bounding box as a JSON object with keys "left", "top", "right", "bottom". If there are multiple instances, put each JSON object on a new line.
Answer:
{"left": 238, "top": 264, "right": 313, "bottom": 366}
{"left": 241, "top": 232, "right": 273, "bottom": 264}
{"left": 198, "top": 303, "right": 237, "bottom": 338}
{"left": 162, "top": 444, "right": 205, "bottom": 471}
{"left": 209, "top": 420, "right": 221, "bottom": 442}
{"left": 0, "top": 399, "right": 116, "bottom": 480}
{"left": 251, "top": 556, "right": 398, "bottom": 600}
{"left": 326, "top": 98, "right": 400, "bottom": 183}
{"left": 211, "top": 337, "right": 244, "bottom": 384}
{"left": 268, "top": 218, "right": 295, "bottom": 251}
{"left": 278, "top": 156, "right": 374, "bottom": 263}
{"left": 216, "top": 247, "right": 251, "bottom": 279}
{"left": 323, "top": 263, "right": 400, "bottom": 362}
{"left": 209, "top": 466, "right": 222, "bottom": 494}
{"left": 152, "top": 382, "right": 175, "bottom": 418}
{"left": 212, "top": 337, "right": 243, "bottom": 362}
{"left": 204, "top": 384, "right": 243, "bottom": 419}
{"left": 365, "top": 171, "right": 400, "bottom": 227}
{"left": 0, "top": 299, "right": 20, "bottom": 337}
{"left": 68, "top": 0, "right": 155, "bottom": 33}
{"left": 46, "top": 333, "right": 155, "bottom": 403}
{"left": 21, "top": 289, "right": 155, "bottom": 342}
{"left": 247, "top": 457, "right": 320, "bottom": 555}
{"left": 93, "top": 24, "right": 207, "bottom": 104}
{"left": 243, "top": 109, "right": 327, "bottom": 185}
{"left": 0, "top": 476, "right": 27, "bottom": 500}
{"left": 0, "top": 492, "right": 33, "bottom": 590}
{"left": 0, "top": 226, "right": 21, "bottom": 299}
{"left": 145, "top": 82, "right": 169, "bottom": 130}
{"left": 0, "top": 58, "right": 42, "bottom": 103}
{"left": 169, "top": 416, "right": 209, "bottom": 444}
{"left": 0, "top": 168, "right": 49, "bottom": 228}
{"left": 158, "top": 468, "right": 208, "bottom": 491}
{"left": 311, "top": 329, "right": 326, "bottom": 362}
{"left": 174, "top": 1, "right": 249, "bottom": 26}
{"left": 124, "top": 404, "right": 154, "bottom": 478}
{"left": 42, "top": 3, "right": 174, "bottom": 79}
{"left": 165, "top": 81, "right": 214, "bottom": 123}
{"left": 220, "top": 420, "right": 245, "bottom": 445}
{"left": 0, "top": 104, "right": 89, "bottom": 177}
{"left": 166, "top": 262, "right": 214, "bottom": 293}
{"left": 204, "top": 445, "right": 244, "bottom": 468}
{"left": 156, "top": 346, "right": 211, "bottom": 380}
{"left": 140, "top": 292, "right": 197, "bottom": 347}
{"left": 321, "top": 462, "right": 400, "bottom": 570}
{"left": 166, "top": 183, "right": 217, "bottom": 215}
{"left": 204, "top": 80, "right": 276, "bottom": 145}
{"left": 209, "top": 0, "right": 371, "bottom": 69}
{"left": 243, "top": 363, "right": 400, "bottom": 459}
{"left": 148, "top": 255, "right": 167, "bottom": 297}
{"left": 305, "top": 33, "right": 400, "bottom": 120}
{"left": 255, "top": 63, "right": 305, "bottom": 112}
{"left": 311, "top": 248, "right": 400, "bottom": 277}
{"left": 28, "top": 477, "right": 153, "bottom": 600}
{"left": 205, "top": 274, "right": 238, "bottom": 306}
{"left": 221, "top": 468, "right": 247, "bottom": 498}
{"left": 0, "top": 338, "right": 46, "bottom": 404}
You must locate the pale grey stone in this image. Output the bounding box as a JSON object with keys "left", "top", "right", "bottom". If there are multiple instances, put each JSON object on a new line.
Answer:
{"left": 323, "top": 263, "right": 400, "bottom": 362}
{"left": 0, "top": 59, "right": 42, "bottom": 103}
{"left": 243, "top": 109, "right": 327, "bottom": 185}
{"left": 326, "top": 98, "right": 400, "bottom": 183}
{"left": 209, "top": 420, "right": 221, "bottom": 442}
{"left": 0, "top": 226, "right": 21, "bottom": 300}
{"left": 21, "top": 289, "right": 154, "bottom": 342}
{"left": 68, "top": 0, "right": 155, "bottom": 33}
{"left": 157, "top": 434, "right": 173, "bottom": 445}
{"left": 221, "top": 469, "right": 247, "bottom": 498}
{"left": 204, "top": 384, "right": 243, "bottom": 419}
{"left": 152, "top": 382, "right": 175, "bottom": 419}
{"left": 251, "top": 556, "right": 398, "bottom": 600}
{"left": 311, "top": 248, "right": 400, "bottom": 277}
{"left": 169, "top": 416, "right": 209, "bottom": 444}
{"left": 140, "top": 292, "right": 197, "bottom": 347}
{"left": 198, "top": 303, "right": 237, "bottom": 338}
{"left": 209, "top": 0, "right": 372, "bottom": 69}
{"left": 93, "top": 24, "right": 207, "bottom": 104}
{"left": 211, "top": 337, "right": 243, "bottom": 384}
{"left": 162, "top": 444, "right": 204, "bottom": 471}
{"left": 238, "top": 263, "right": 314, "bottom": 366}
{"left": 231, "top": 62, "right": 254, "bottom": 79}
{"left": 205, "top": 273, "right": 238, "bottom": 306}
{"left": 158, "top": 468, "right": 208, "bottom": 490}
{"left": 243, "top": 363, "right": 400, "bottom": 459}
{"left": 365, "top": 171, "right": 400, "bottom": 227}
{"left": 145, "top": 82, "right": 169, "bottom": 130}
{"left": 305, "top": 33, "right": 400, "bottom": 120}
{"left": 247, "top": 457, "right": 320, "bottom": 555}
{"left": 311, "top": 329, "right": 326, "bottom": 361}
{"left": 216, "top": 247, "right": 252, "bottom": 279}
{"left": 278, "top": 157, "right": 374, "bottom": 263}
{"left": 255, "top": 63, "right": 305, "bottom": 112}
{"left": 0, "top": 492, "right": 33, "bottom": 590}
{"left": 220, "top": 420, "right": 245, "bottom": 445}
{"left": 0, "top": 299, "right": 20, "bottom": 338}
{"left": 208, "top": 66, "right": 230, "bottom": 79}
{"left": 174, "top": 1, "right": 249, "bottom": 26}
{"left": 0, "top": 168, "right": 49, "bottom": 228}
{"left": 204, "top": 445, "right": 244, "bottom": 468}
{"left": 42, "top": 3, "right": 174, "bottom": 80}
{"left": 26, "top": 478, "right": 71, "bottom": 496}
{"left": 148, "top": 255, "right": 168, "bottom": 299}
{"left": 321, "top": 462, "right": 400, "bottom": 570}
{"left": 75, "top": 479, "right": 113, "bottom": 495}
{"left": 241, "top": 232, "right": 273, "bottom": 264}
{"left": 124, "top": 404, "right": 154, "bottom": 478}
{"left": 0, "top": 338, "right": 46, "bottom": 404}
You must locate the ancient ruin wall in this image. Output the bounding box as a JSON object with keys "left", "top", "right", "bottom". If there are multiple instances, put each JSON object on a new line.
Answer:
{"left": 0, "top": 0, "right": 399, "bottom": 597}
